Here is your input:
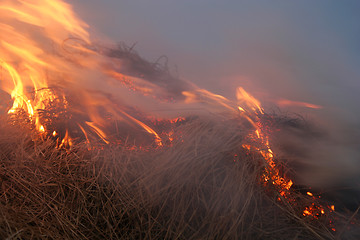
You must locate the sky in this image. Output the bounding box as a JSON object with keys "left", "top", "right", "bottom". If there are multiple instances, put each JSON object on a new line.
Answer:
{"left": 73, "top": 0, "right": 359, "bottom": 121}
{"left": 72, "top": 0, "right": 360, "bottom": 185}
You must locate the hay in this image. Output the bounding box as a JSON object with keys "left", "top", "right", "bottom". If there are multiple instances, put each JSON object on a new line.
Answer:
{"left": 0, "top": 116, "right": 358, "bottom": 239}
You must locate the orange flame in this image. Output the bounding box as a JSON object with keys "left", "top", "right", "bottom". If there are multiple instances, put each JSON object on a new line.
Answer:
{"left": 0, "top": 0, "right": 172, "bottom": 147}
{"left": 0, "top": 0, "right": 336, "bottom": 229}
{"left": 237, "top": 87, "right": 334, "bottom": 224}
{"left": 85, "top": 121, "right": 109, "bottom": 144}
{"left": 182, "top": 89, "right": 235, "bottom": 112}
{"left": 236, "top": 87, "right": 264, "bottom": 114}
{"left": 0, "top": 0, "right": 90, "bottom": 137}
{"left": 277, "top": 99, "right": 322, "bottom": 109}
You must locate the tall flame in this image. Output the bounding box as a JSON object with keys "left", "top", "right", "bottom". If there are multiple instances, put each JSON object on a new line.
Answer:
{"left": 0, "top": 0, "right": 89, "bottom": 133}
{"left": 0, "top": 0, "right": 165, "bottom": 146}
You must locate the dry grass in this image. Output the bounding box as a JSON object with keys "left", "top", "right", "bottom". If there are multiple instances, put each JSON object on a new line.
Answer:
{"left": 0, "top": 116, "right": 358, "bottom": 239}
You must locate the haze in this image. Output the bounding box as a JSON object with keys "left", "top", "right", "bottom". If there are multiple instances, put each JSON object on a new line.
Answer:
{"left": 72, "top": 0, "right": 360, "bottom": 185}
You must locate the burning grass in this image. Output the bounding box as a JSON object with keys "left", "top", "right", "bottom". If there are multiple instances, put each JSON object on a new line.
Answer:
{"left": 0, "top": 115, "right": 359, "bottom": 240}
{"left": 1, "top": 0, "right": 360, "bottom": 239}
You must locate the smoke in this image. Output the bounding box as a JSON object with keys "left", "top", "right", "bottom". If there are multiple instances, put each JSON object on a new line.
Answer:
{"left": 2, "top": 0, "right": 357, "bottom": 190}
{"left": 70, "top": 0, "right": 360, "bottom": 189}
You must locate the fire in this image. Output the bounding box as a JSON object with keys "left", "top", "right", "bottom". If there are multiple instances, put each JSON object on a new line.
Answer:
{"left": 0, "top": 0, "right": 87, "bottom": 136}
{"left": 39, "top": 125, "right": 45, "bottom": 133}
{"left": 0, "top": 0, "right": 90, "bottom": 43}
{"left": 182, "top": 89, "right": 235, "bottom": 112}
{"left": 276, "top": 98, "right": 322, "bottom": 109}
{"left": 0, "top": 0, "right": 336, "bottom": 231}
{"left": 236, "top": 87, "right": 334, "bottom": 222}
{"left": 0, "top": 0, "right": 166, "bottom": 147}
{"left": 85, "top": 121, "right": 109, "bottom": 144}
{"left": 236, "top": 87, "right": 263, "bottom": 114}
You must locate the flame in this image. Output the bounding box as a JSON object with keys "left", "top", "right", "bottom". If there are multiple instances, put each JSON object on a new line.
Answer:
{"left": 0, "top": 0, "right": 90, "bottom": 138}
{"left": 276, "top": 98, "right": 322, "bottom": 109}
{"left": 39, "top": 125, "right": 45, "bottom": 133}
{"left": 0, "top": 0, "right": 336, "bottom": 229}
{"left": 182, "top": 89, "right": 235, "bottom": 112}
{"left": 236, "top": 87, "right": 335, "bottom": 223}
{"left": 58, "top": 129, "right": 72, "bottom": 148}
{"left": 85, "top": 121, "right": 109, "bottom": 144}
{"left": 119, "top": 111, "right": 163, "bottom": 147}
{"left": 0, "top": 0, "right": 164, "bottom": 147}
{"left": 0, "top": 0, "right": 89, "bottom": 43}
{"left": 236, "top": 87, "right": 263, "bottom": 114}
{"left": 104, "top": 69, "right": 154, "bottom": 95}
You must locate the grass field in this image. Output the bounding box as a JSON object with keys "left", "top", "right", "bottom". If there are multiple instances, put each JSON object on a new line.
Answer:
{"left": 0, "top": 115, "right": 358, "bottom": 239}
